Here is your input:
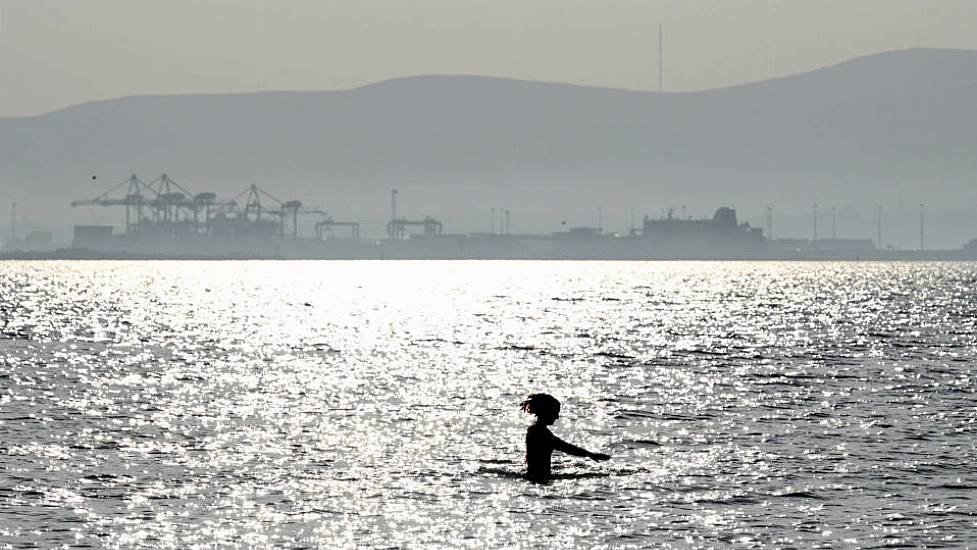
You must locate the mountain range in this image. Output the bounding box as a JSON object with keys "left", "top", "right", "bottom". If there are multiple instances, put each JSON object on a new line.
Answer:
{"left": 1, "top": 48, "right": 975, "bottom": 246}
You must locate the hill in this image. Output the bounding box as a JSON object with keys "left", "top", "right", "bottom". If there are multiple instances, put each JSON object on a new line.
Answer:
{"left": 2, "top": 48, "right": 976, "bottom": 245}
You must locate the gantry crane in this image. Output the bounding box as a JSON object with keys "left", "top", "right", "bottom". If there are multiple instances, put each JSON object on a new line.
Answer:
{"left": 74, "top": 175, "right": 333, "bottom": 240}
{"left": 220, "top": 184, "right": 327, "bottom": 238}
{"left": 315, "top": 217, "right": 360, "bottom": 240}
{"left": 386, "top": 217, "right": 443, "bottom": 240}
{"left": 72, "top": 174, "right": 221, "bottom": 237}
{"left": 71, "top": 174, "right": 150, "bottom": 235}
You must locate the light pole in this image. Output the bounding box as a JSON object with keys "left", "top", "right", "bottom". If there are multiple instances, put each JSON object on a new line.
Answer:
{"left": 813, "top": 203, "right": 818, "bottom": 245}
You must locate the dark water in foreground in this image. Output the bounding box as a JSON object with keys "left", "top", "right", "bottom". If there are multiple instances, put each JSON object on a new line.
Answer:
{"left": 1, "top": 261, "right": 975, "bottom": 549}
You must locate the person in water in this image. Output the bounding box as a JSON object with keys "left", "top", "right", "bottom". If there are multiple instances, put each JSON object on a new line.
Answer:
{"left": 520, "top": 393, "right": 610, "bottom": 480}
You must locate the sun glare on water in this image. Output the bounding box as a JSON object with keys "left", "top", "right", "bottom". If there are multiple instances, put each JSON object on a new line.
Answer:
{"left": 1, "top": 260, "right": 975, "bottom": 548}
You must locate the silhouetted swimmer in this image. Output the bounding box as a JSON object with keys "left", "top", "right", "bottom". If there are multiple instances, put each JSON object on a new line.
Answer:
{"left": 520, "top": 393, "right": 610, "bottom": 482}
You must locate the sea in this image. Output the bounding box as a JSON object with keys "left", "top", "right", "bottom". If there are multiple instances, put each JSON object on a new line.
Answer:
{"left": 1, "top": 260, "right": 974, "bottom": 549}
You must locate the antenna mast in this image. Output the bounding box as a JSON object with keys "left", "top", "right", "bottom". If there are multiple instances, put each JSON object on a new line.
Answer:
{"left": 658, "top": 23, "right": 664, "bottom": 93}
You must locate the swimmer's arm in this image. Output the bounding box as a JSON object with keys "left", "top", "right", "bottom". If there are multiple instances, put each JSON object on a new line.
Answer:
{"left": 551, "top": 434, "right": 611, "bottom": 461}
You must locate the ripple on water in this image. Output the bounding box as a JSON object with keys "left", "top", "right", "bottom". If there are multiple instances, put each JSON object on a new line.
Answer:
{"left": 0, "top": 260, "right": 975, "bottom": 548}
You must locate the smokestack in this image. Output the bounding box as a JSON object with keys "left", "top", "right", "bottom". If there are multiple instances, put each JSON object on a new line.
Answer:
{"left": 391, "top": 189, "right": 398, "bottom": 221}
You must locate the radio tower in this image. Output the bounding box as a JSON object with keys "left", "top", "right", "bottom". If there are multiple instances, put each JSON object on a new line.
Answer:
{"left": 658, "top": 23, "right": 664, "bottom": 93}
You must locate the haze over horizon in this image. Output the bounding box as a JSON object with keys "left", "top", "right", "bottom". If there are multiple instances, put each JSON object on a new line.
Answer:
{"left": 2, "top": 47, "right": 976, "bottom": 249}
{"left": 2, "top": 0, "right": 977, "bottom": 117}
{"left": 1, "top": 2, "right": 976, "bottom": 250}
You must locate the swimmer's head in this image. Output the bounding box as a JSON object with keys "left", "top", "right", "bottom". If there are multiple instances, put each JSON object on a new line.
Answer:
{"left": 520, "top": 393, "right": 561, "bottom": 424}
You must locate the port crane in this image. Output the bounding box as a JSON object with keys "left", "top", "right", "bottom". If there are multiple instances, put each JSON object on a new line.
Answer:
{"left": 315, "top": 217, "right": 360, "bottom": 241}
{"left": 72, "top": 174, "right": 220, "bottom": 236}
{"left": 71, "top": 174, "right": 151, "bottom": 235}
{"left": 386, "top": 217, "right": 443, "bottom": 240}
{"left": 219, "top": 184, "right": 338, "bottom": 238}
{"left": 383, "top": 189, "right": 443, "bottom": 240}
{"left": 73, "top": 175, "right": 331, "bottom": 240}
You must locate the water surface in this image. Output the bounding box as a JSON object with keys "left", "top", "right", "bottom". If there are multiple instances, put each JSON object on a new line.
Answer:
{"left": 1, "top": 261, "right": 975, "bottom": 548}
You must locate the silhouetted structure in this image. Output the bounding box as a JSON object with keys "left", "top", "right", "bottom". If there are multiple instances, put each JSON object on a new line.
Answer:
{"left": 631, "top": 206, "right": 765, "bottom": 258}
{"left": 63, "top": 178, "right": 976, "bottom": 260}
{"left": 315, "top": 218, "right": 360, "bottom": 241}
{"left": 642, "top": 206, "right": 760, "bottom": 239}
{"left": 70, "top": 174, "right": 339, "bottom": 255}
{"left": 386, "top": 217, "right": 443, "bottom": 240}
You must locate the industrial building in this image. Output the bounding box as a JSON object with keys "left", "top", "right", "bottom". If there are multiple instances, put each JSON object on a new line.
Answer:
{"left": 59, "top": 172, "right": 977, "bottom": 260}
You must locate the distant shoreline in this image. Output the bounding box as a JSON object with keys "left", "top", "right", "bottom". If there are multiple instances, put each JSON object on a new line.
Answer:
{"left": 2, "top": 248, "right": 974, "bottom": 262}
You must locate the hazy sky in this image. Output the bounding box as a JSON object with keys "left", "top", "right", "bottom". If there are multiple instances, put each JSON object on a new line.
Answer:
{"left": 1, "top": 0, "right": 977, "bottom": 117}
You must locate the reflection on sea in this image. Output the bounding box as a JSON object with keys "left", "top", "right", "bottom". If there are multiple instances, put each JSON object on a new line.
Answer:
{"left": 1, "top": 261, "right": 975, "bottom": 548}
